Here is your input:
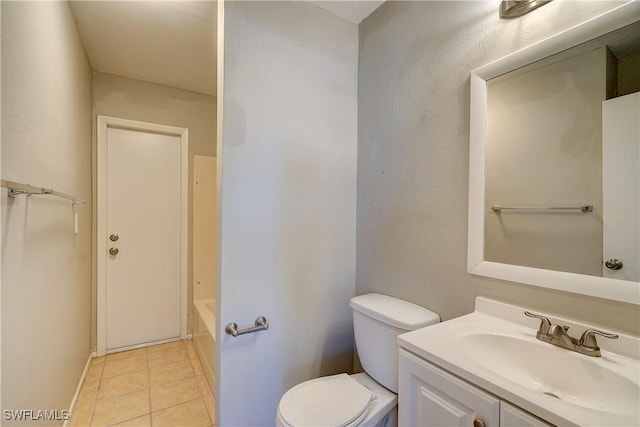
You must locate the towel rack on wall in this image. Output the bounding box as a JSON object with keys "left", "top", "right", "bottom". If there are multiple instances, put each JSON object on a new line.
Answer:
{"left": 1, "top": 179, "right": 87, "bottom": 205}
{"left": 491, "top": 204, "right": 593, "bottom": 213}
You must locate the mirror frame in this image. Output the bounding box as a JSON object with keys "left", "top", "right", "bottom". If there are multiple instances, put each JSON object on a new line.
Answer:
{"left": 468, "top": 2, "right": 640, "bottom": 305}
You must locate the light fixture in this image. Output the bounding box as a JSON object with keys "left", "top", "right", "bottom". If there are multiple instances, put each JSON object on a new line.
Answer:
{"left": 500, "top": 0, "right": 553, "bottom": 19}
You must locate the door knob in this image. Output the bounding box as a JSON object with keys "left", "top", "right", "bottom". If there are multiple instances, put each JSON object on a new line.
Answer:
{"left": 109, "top": 234, "right": 119, "bottom": 242}
{"left": 109, "top": 247, "right": 119, "bottom": 256}
{"left": 605, "top": 258, "right": 623, "bottom": 270}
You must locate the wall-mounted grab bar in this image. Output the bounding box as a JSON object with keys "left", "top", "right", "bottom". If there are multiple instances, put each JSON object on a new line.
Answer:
{"left": 491, "top": 204, "right": 593, "bottom": 213}
{"left": 225, "top": 316, "right": 269, "bottom": 337}
{"left": 1, "top": 179, "right": 87, "bottom": 205}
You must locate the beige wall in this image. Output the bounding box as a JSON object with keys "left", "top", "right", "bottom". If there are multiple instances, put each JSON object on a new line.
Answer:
{"left": 91, "top": 72, "right": 216, "bottom": 343}
{"left": 485, "top": 47, "right": 608, "bottom": 277}
{"left": 193, "top": 155, "right": 216, "bottom": 302}
{"left": 358, "top": 1, "right": 639, "bottom": 335}
{"left": 217, "top": 2, "right": 358, "bottom": 424}
{"left": 1, "top": 1, "right": 93, "bottom": 424}
{"left": 619, "top": 50, "right": 640, "bottom": 96}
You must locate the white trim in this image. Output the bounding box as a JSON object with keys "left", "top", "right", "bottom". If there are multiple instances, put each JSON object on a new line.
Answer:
{"left": 214, "top": 0, "right": 224, "bottom": 420}
{"left": 63, "top": 353, "right": 93, "bottom": 427}
{"left": 472, "top": 3, "right": 640, "bottom": 82}
{"left": 180, "top": 125, "right": 189, "bottom": 340}
{"left": 468, "top": 2, "right": 640, "bottom": 305}
{"left": 105, "top": 337, "right": 183, "bottom": 355}
{"left": 96, "top": 115, "right": 189, "bottom": 356}
{"left": 468, "top": 73, "right": 487, "bottom": 274}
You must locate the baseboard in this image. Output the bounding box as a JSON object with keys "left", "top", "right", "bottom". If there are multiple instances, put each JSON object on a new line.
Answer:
{"left": 63, "top": 353, "right": 93, "bottom": 427}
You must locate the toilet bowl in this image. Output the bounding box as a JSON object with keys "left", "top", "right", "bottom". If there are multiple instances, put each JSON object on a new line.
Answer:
{"left": 276, "top": 294, "right": 439, "bottom": 427}
{"left": 276, "top": 373, "right": 397, "bottom": 427}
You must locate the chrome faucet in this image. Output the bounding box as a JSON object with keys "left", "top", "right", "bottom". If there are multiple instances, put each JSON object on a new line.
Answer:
{"left": 524, "top": 311, "right": 618, "bottom": 357}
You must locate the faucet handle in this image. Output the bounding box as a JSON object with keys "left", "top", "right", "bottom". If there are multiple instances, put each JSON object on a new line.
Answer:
{"left": 524, "top": 311, "right": 551, "bottom": 334}
{"left": 548, "top": 324, "right": 570, "bottom": 336}
{"left": 579, "top": 329, "right": 619, "bottom": 349}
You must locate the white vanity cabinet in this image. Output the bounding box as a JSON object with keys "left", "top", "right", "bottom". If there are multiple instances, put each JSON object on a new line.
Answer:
{"left": 500, "top": 402, "right": 552, "bottom": 427}
{"left": 399, "top": 349, "right": 552, "bottom": 427}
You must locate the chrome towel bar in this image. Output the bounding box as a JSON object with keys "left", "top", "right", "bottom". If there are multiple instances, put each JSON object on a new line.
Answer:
{"left": 225, "top": 316, "right": 269, "bottom": 337}
{"left": 491, "top": 204, "right": 593, "bottom": 213}
{"left": 1, "top": 179, "right": 87, "bottom": 205}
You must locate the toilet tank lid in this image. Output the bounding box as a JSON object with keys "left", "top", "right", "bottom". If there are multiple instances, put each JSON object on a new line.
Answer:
{"left": 350, "top": 293, "right": 440, "bottom": 330}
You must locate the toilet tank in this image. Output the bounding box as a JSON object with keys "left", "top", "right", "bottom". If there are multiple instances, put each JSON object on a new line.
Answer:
{"left": 350, "top": 294, "right": 439, "bottom": 393}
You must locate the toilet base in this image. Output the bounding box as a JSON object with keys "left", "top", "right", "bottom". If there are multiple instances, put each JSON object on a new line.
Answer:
{"left": 369, "top": 408, "right": 397, "bottom": 427}
{"left": 351, "top": 372, "right": 397, "bottom": 427}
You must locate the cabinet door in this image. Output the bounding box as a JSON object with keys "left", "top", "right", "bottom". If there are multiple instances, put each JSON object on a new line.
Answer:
{"left": 399, "top": 349, "right": 500, "bottom": 427}
{"left": 500, "top": 402, "right": 553, "bottom": 427}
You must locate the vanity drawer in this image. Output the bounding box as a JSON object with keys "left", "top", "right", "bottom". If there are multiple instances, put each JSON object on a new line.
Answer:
{"left": 501, "top": 402, "right": 553, "bottom": 427}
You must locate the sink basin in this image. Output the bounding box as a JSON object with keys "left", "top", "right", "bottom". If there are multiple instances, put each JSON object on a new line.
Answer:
{"left": 398, "top": 298, "right": 640, "bottom": 426}
{"left": 458, "top": 332, "right": 640, "bottom": 417}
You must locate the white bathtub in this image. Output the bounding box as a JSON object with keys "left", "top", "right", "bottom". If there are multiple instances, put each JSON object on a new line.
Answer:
{"left": 193, "top": 298, "right": 215, "bottom": 396}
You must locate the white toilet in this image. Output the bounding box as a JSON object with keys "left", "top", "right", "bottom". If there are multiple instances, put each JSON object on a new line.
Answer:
{"left": 276, "top": 293, "right": 440, "bottom": 427}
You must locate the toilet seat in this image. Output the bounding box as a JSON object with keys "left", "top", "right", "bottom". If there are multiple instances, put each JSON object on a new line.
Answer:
{"left": 277, "top": 373, "right": 374, "bottom": 427}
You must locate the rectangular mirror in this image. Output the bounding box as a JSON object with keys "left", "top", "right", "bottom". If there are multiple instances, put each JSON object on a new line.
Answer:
{"left": 468, "top": 2, "right": 640, "bottom": 305}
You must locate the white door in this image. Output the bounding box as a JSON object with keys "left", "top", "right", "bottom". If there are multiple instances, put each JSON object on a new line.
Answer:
{"left": 97, "top": 116, "right": 188, "bottom": 354}
{"left": 602, "top": 93, "right": 640, "bottom": 281}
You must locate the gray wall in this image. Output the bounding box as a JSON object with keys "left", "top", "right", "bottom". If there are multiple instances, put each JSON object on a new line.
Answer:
{"left": 357, "top": 1, "right": 639, "bottom": 335}
{"left": 218, "top": 1, "right": 358, "bottom": 424}
{"left": 91, "top": 72, "right": 216, "bottom": 344}
{"left": 1, "top": 2, "right": 93, "bottom": 424}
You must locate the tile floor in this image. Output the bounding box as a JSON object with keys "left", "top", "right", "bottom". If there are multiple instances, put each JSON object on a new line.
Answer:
{"left": 69, "top": 340, "right": 215, "bottom": 427}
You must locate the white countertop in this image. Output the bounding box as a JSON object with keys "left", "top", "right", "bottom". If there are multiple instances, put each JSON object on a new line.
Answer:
{"left": 397, "top": 297, "right": 640, "bottom": 426}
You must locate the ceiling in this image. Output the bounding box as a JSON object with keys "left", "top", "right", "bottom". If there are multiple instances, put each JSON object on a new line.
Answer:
{"left": 70, "top": 1, "right": 217, "bottom": 96}
{"left": 69, "top": 1, "right": 385, "bottom": 97}
{"left": 310, "top": 1, "right": 385, "bottom": 24}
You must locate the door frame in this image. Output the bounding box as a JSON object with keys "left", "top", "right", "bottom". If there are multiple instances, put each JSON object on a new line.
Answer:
{"left": 96, "top": 115, "right": 189, "bottom": 356}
